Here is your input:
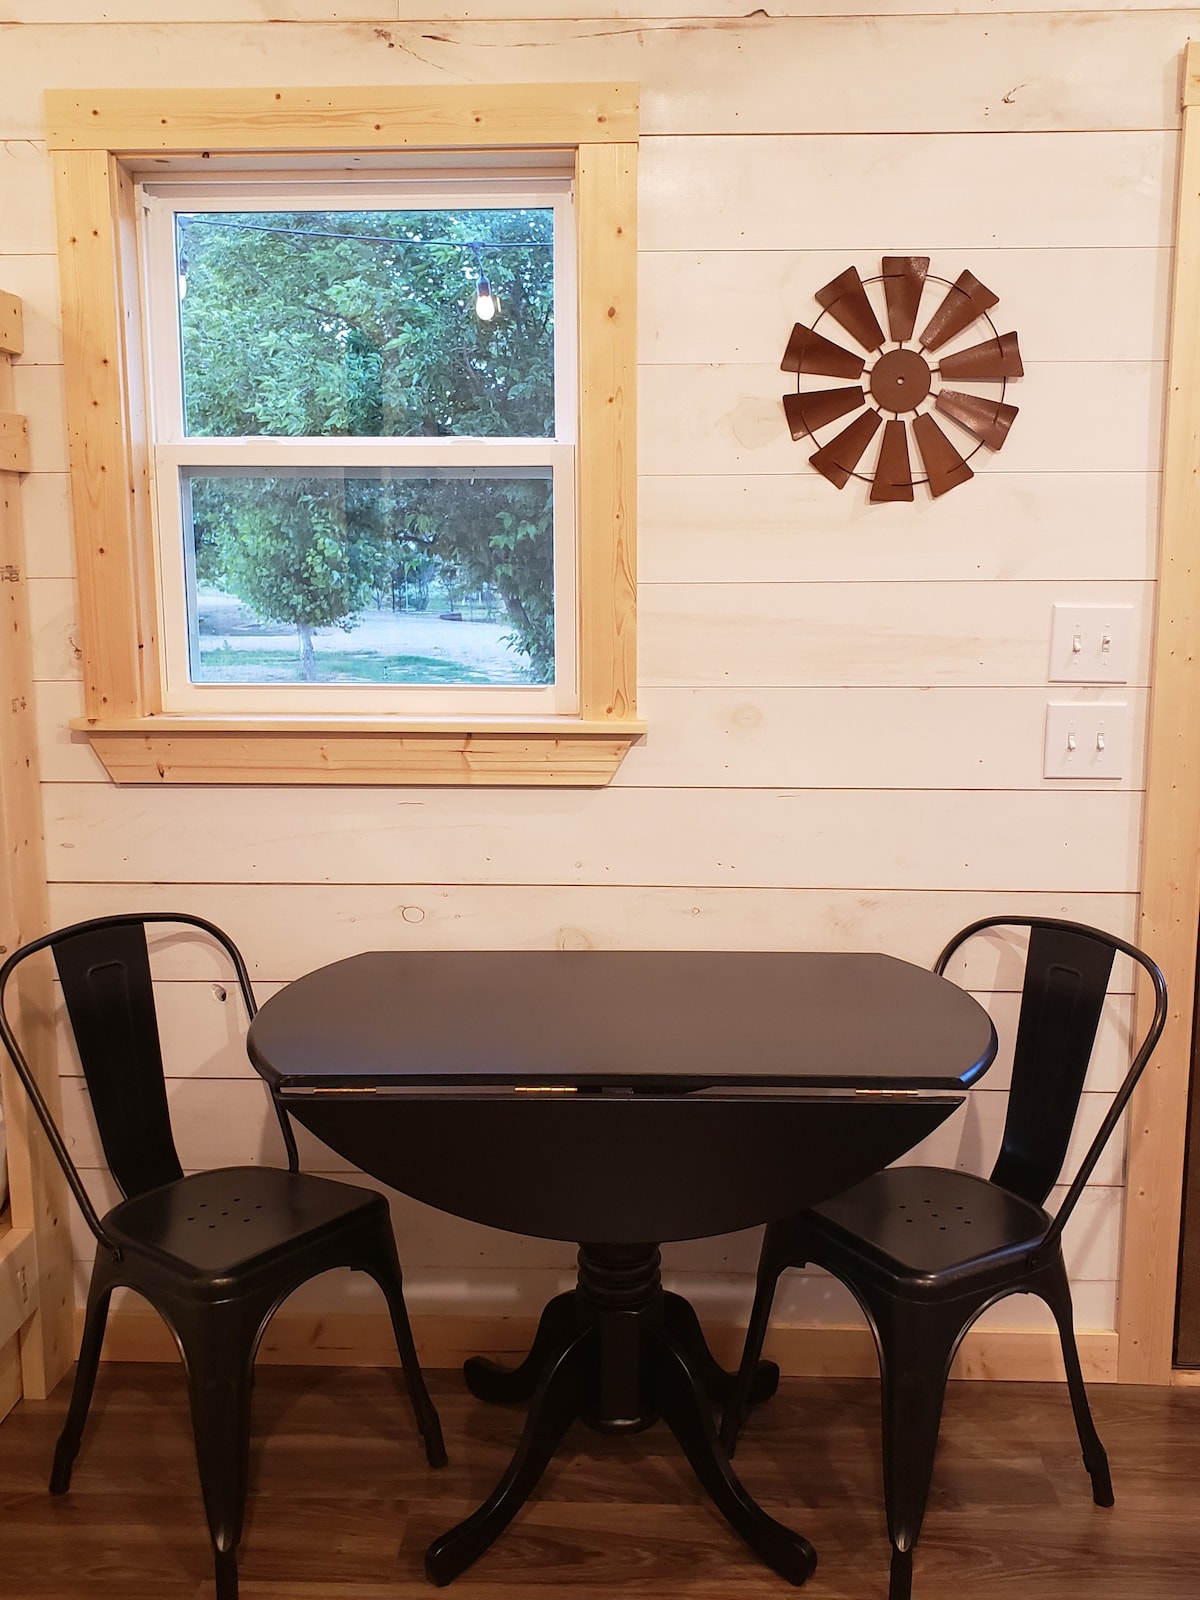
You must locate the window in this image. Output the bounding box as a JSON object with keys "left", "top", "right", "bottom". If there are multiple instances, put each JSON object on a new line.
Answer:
{"left": 47, "top": 86, "right": 640, "bottom": 784}
{"left": 141, "top": 177, "right": 575, "bottom": 715}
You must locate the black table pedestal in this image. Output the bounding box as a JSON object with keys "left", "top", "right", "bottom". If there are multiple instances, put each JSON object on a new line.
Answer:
{"left": 424, "top": 1243, "right": 814, "bottom": 1588}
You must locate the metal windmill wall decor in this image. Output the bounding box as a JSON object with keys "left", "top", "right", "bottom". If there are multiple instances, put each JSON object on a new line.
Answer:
{"left": 782, "top": 257, "right": 1022, "bottom": 502}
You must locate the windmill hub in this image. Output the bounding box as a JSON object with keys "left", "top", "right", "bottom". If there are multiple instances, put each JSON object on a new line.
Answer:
{"left": 869, "top": 348, "right": 932, "bottom": 414}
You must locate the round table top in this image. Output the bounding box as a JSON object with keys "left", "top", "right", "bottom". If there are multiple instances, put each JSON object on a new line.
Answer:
{"left": 249, "top": 948, "right": 996, "bottom": 1093}
{"left": 248, "top": 950, "right": 997, "bottom": 1241}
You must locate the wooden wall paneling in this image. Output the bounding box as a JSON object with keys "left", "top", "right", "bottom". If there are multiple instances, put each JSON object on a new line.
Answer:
{"left": 12, "top": 474, "right": 75, "bottom": 584}
{"left": 31, "top": 679, "right": 1153, "bottom": 792}
{"left": 619, "top": 687, "right": 1151, "bottom": 792}
{"left": 43, "top": 882, "right": 1144, "bottom": 981}
{"left": 638, "top": 579, "right": 1155, "bottom": 688}
{"left": 1120, "top": 42, "right": 1200, "bottom": 1383}
{"left": 0, "top": 289, "right": 73, "bottom": 1408}
{"left": 0, "top": 143, "right": 57, "bottom": 257}
{"left": 640, "top": 131, "right": 1176, "bottom": 251}
{"left": 38, "top": 783, "right": 1145, "bottom": 893}
{"left": 644, "top": 362, "right": 1165, "bottom": 478}
{"left": 32, "top": 575, "right": 1156, "bottom": 693}
{"left": 3, "top": 14, "right": 1198, "bottom": 138}
{"left": 640, "top": 246, "right": 1171, "bottom": 368}
{"left": 637, "top": 473, "right": 1160, "bottom": 585}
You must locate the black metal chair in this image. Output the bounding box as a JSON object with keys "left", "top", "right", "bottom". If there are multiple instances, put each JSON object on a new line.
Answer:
{"left": 0, "top": 912, "right": 445, "bottom": 1600}
{"left": 719, "top": 916, "right": 1168, "bottom": 1600}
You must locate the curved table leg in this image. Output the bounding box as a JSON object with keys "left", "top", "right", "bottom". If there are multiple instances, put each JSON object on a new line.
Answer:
{"left": 662, "top": 1291, "right": 780, "bottom": 1407}
{"left": 426, "top": 1326, "right": 595, "bottom": 1587}
{"left": 463, "top": 1291, "right": 578, "bottom": 1404}
{"left": 649, "top": 1326, "right": 817, "bottom": 1588}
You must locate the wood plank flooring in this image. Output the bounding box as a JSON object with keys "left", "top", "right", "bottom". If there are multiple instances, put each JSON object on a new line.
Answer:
{"left": 0, "top": 1363, "right": 1197, "bottom": 1599}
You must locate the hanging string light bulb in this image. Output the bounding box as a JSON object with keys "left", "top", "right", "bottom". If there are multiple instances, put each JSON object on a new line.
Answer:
{"left": 471, "top": 244, "right": 498, "bottom": 321}
{"left": 474, "top": 272, "right": 497, "bottom": 322}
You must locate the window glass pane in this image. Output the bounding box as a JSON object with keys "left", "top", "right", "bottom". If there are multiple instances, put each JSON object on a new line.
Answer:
{"left": 183, "top": 467, "right": 554, "bottom": 686}
{"left": 175, "top": 209, "right": 555, "bottom": 439}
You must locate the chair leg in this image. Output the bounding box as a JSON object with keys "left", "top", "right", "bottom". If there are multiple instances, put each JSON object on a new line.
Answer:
{"left": 50, "top": 1267, "right": 114, "bottom": 1494}
{"left": 719, "top": 1218, "right": 796, "bottom": 1457}
{"left": 872, "top": 1296, "right": 963, "bottom": 1600}
{"left": 1039, "top": 1254, "right": 1113, "bottom": 1506}
{"left": 176, "top": 1308, "right": 258, "bottom": 1600}
{"left": 367, "top": 1228, "right": 447, "bottom": 1468}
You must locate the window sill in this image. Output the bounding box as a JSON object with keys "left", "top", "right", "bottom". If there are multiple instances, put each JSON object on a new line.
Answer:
{"left": 71, "top": 715, "right": 645, "bottom": 787}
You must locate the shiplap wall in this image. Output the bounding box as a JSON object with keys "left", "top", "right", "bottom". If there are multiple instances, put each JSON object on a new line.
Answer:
{"left": 0, "top": 1, "right": 1187, "bottom": 1346}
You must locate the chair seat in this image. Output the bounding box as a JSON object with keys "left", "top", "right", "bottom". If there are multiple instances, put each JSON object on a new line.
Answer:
{"left": 807, "top": 1165, "right": 1052, "bottom": 1289}
{"left": 104, "top": 1166, "right": 387, "bottom": 1283}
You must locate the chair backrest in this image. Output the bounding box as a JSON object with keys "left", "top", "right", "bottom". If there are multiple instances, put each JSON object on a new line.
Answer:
{"left": 934, "top": 917, "right": 1168, "bottom": 1232}
{"left": 0, "top": 912, "right": 278, "bottom": 1247}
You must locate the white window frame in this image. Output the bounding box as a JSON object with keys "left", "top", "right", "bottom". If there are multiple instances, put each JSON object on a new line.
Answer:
{"left": 46, "top": 84, "right": 641, "bottom": 786}
{"left": 138, "top": 175, "right": 578, "bottom": 717}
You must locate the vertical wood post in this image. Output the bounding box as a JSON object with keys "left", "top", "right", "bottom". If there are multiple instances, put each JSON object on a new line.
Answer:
{"left": 1119, "top": 47, "right": 1200, "bottom": 1381}
{"left": 0, "top": 288, "right": 74, "bottom": 1409}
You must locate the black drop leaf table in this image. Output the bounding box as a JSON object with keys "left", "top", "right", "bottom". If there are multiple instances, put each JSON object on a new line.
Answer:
{"left": 248, "top": 949, "right": 996, "bottom": 1586}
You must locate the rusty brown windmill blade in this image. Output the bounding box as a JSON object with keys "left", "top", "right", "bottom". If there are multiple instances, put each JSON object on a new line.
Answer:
{"left": 912, "top": 412, "right": 974, "bottom": 497}
{"left": 781, "top": 322, "right": 866, "bottom": 379}
{"left": 870, "top": 419, "right": 916, "bottom": 502}
{"left": 809, "top": 408, "right": 882, "bottom": 489}
{"left": 814, "top": 267, "right": 886, "bottom": 352}
{"left": 935, "top": 389, "right": 1020, "bottom": 450}
{"left": 881, "top": 256, "right": 929, "bottom": 344}
{"left": 919, "top": 271, "right": 1000, "bottom": 352}
{"left": 937, "top": 331, "right": 1024, "bottom": 382}
{"left": 783, "top": 385, "right": 865, "bottom": 440}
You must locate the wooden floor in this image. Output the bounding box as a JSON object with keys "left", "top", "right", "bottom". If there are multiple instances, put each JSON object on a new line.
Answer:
{"left": 0, "top": 1363, "right": 1197, "bottom": 1599}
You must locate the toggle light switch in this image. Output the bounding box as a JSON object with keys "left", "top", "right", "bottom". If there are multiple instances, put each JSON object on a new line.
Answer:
{"left": 1048, "top": 604, "right": 1134, "bottom": 683}
{"left": 1044, "top": 702, "right": 1130, "bottom": 779}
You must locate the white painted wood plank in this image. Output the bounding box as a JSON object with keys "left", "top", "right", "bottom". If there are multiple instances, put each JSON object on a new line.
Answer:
{"left": 0, "top": 257, "right": 62, "bottom": 366}
{"left": 0, "top": 16, "right": 1194, "bottom": 138}
{"left": 5, "top": 2, "right": 1196, "bottom": 25}
{"left": 620, "top": 687, "right": 1149, "bottom": 790}
{"left": 639, "top": 581, "right": 1154, "bottom": 689}
{"left": 902, "top": 1087, "right": 1127, "bottom": 1190}
{"left": 41, "top": 783, "right": 1145, "bottom": 892}
{"left": 0, "top": 143, "right": 57, "bottom": 256}
{"left": 8, "top": 366, "right": 68, "bottom": 473}
{"left": 969, "top": 992, "right": 1137, "bottom": 1098}
{"left": 643, "top": 362, "right": 1165, "bottom": 478}
{"left": 4, "top": 3, "right": 396, "bottom": 22}
{"left": 641, "top": 132, "right": 1177, "bottom": 252}
{"left": 641, "top": 247, "right": 1171, "bottom": 368}
{"left": 27, "top": 577, "right": 82, "bottom": 684}
{"left": 12, "top": 473, "right": 74, "bottom": 582}
{"left": 32, "top": 679, "right": 1149, "bottom": 791}
{"left": 62, "top": 1076, "right": 280, "bottom": 1172}
{"left": 638, "top": 471, "right": 1159, "bottom": 585}
{"left": 45, "top": 882, "right": 1143, "bottom": 983}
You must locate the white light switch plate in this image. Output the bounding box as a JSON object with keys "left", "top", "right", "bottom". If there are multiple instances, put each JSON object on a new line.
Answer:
{"left": 1048, "top": 603, "right": 1134, "bottom": 683}
{"left": 1044, "top": 702, "right": 1129, "bottom": 779}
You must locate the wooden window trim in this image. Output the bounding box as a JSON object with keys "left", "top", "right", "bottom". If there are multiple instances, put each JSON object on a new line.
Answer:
{"left": 45, "top": 85, "right": 641, "bottom": 786}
